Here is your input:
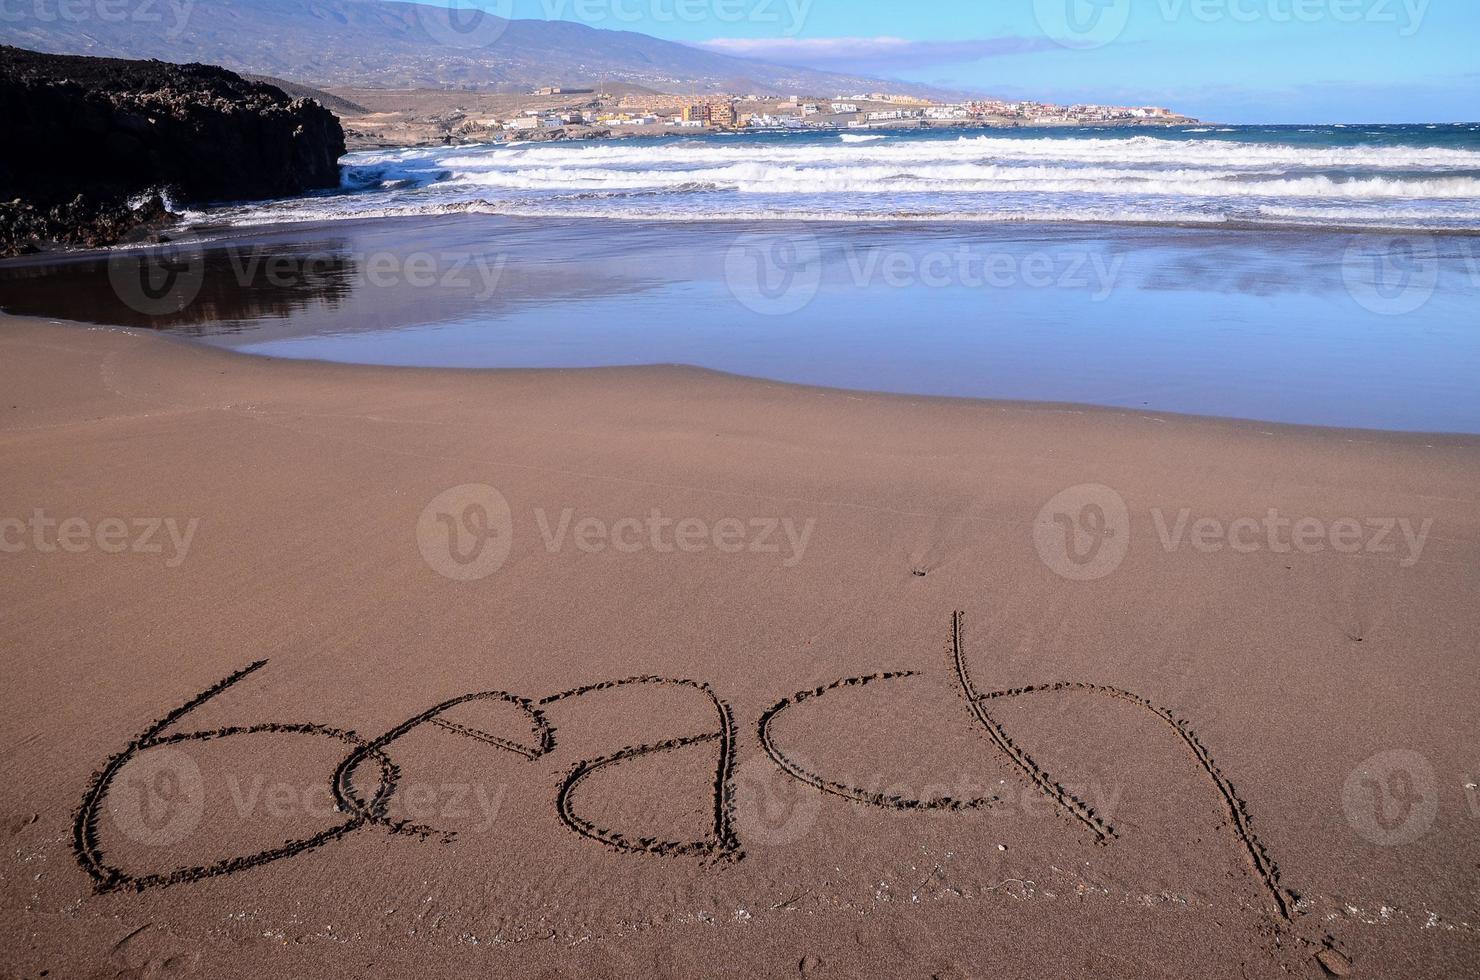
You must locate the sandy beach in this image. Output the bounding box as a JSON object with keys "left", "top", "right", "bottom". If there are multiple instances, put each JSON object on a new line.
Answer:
{"left": 2, "top": 313, "right": 1477, "bottom": 977}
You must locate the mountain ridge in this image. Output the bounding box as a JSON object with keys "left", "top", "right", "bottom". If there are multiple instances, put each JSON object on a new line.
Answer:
{"left": 0, "top": 0, "right": 964, "bottom": 98}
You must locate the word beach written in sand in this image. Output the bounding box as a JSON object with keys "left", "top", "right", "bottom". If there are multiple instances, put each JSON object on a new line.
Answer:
{"left": 74, "top": 613, "right": 1296, "bottom": 921}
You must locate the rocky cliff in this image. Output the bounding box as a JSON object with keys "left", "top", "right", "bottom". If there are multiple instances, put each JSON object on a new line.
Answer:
{"left": 0, "top": 46, "right": 345, "bottom": 255}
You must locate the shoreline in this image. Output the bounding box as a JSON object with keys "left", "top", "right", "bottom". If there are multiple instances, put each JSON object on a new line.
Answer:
{"left": 5, "top": 208, "right": 1480, "bottom": 274}
{"left": 20, "top": 314, "right": 1480, "bottom": 445}
{"left": 5, "top": 213, "right": 1479, "bottom": 435}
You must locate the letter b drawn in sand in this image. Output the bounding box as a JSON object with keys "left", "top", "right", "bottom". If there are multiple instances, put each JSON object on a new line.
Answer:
{"left": 1034, "top": 483, "right": 1130, "bottom": 581}
{"left": 1342, "top": 749, "right": 1438, "bottom": 846}
{"left": 725, "top": 232, "right": 822, "bottom": 316}
{"left": 417, "top": 484, "right": 513, "bottom": 581}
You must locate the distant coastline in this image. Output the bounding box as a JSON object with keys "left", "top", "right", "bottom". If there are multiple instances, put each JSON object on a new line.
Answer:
{"left": 330, "top": 86, "right": 1198, "bottom": 151}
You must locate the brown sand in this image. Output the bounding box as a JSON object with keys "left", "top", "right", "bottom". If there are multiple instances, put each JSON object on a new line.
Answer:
{"left": 1, "top": 314, "right": 1477, "bottom": 978}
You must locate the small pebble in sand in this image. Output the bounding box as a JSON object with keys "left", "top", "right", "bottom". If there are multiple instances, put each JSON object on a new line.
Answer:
{"left": 1316, "top": 948, "right": 1353, "bottom": 977}
{"left": 997, "top": 845, "right": 1007, "bottom": 851}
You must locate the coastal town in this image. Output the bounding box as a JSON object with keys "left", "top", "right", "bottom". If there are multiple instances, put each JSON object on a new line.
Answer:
{"left": 330, "top": 85, "right": 1196, "bottom": 148}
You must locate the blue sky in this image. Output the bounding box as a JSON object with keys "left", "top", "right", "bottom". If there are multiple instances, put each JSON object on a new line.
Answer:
{"left": 499, "top": 0, "right": 1479, "bottom": 122}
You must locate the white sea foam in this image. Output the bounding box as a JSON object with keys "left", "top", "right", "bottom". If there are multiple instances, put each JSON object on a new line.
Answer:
{"left": 444, "top": 163, "right": 1480, "bottom": 200}
{"left": 433, "top": 135, "right": 1480, "bottom": 171}
{"left": 198, "top": 131, "right": 1480, "bottom": 233}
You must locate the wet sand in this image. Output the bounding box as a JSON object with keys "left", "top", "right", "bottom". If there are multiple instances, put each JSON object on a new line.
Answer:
{"left": 1, "top": 314, "right": 1478, "bottom": 978}
{"left": 4, "top": 214, "right": 1479, "bottom": 432}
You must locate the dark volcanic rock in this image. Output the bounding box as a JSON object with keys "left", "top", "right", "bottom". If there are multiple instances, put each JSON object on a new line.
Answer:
{"left": 0, "top": 45, "right": 345, "bottom": 255}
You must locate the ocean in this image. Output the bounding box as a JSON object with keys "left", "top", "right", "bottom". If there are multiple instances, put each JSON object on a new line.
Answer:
{"left": 191, "top": 124, "right": 1480, "bottom": 232}
{"left": 3, "top": 125, "right": 1479, "bottom": 432}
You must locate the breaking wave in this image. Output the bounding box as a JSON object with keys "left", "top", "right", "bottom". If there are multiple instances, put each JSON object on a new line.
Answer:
{"left": 195, "top": 126, "right": 1480, "bottom": 232}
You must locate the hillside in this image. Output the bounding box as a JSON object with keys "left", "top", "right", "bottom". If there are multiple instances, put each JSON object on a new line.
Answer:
{"left": 0, "top": 0, "right": 949, "bottom": 97}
